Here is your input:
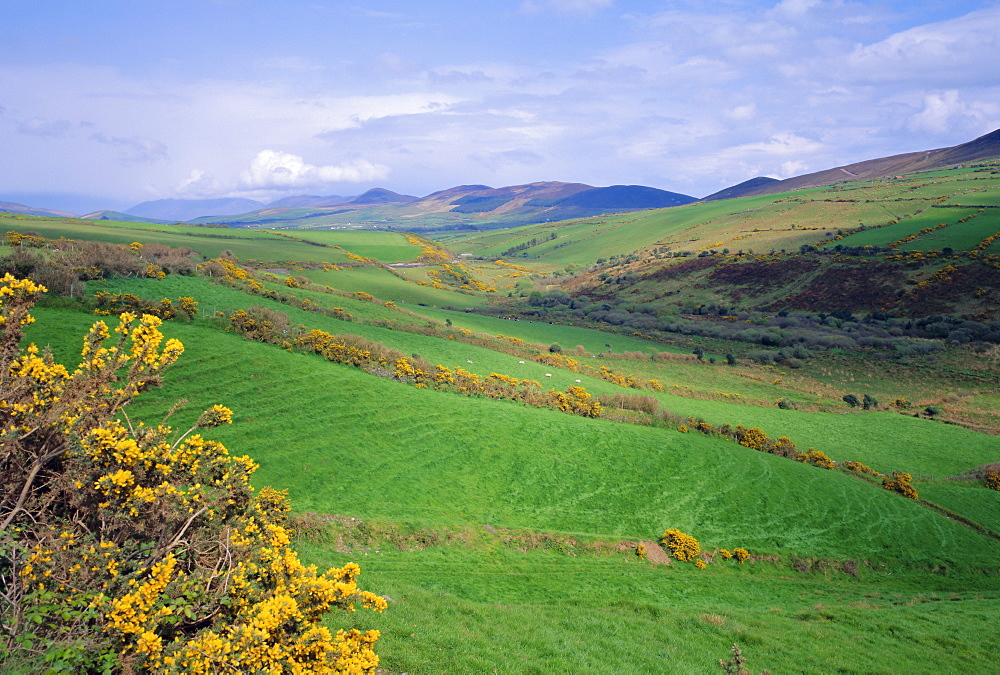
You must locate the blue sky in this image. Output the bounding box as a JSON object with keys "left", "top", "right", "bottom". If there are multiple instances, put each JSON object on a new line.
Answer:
{"left": 2, "top": 0, "right": 998, "bottom": 213}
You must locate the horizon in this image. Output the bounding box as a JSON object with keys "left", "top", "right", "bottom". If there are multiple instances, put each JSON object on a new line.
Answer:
{"left": 3, "top": 1, "right": 999, "bottom": 215}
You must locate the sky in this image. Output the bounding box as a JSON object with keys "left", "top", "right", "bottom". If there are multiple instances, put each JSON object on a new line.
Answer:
{"left": 2, "top": 0, "right": 999, "bottom": 214}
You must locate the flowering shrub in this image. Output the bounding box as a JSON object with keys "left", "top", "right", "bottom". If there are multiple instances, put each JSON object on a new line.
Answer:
{"left": 661, "top": 528, "right": 701, "bottom": 562}
{"left": 985, "top": 471, "right": 1000, "bottom": 491}
{"left": 882, "top": 472, "right": 919, "bottom": 500}
{"left": 801, "top": 449, "right": 836, "bottom": 470}
{"left": 842, "top": 460, "right": 880, "bottom": 476}
{"left": 94, "top": 291, "right": 177, "bottom": 319}
{"left": 0, "top": 274, "right": 384, "bottom": 673}
{"left": 732, "top": 548, "right": 750, "bottom": 564}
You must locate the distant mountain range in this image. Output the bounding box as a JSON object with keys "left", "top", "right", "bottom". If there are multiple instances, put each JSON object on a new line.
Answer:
{"left": 184, "top": 183, "right": 699, "bottom": 230}
{"left": 3, "top": 129, "right": 998, "bottom": 226}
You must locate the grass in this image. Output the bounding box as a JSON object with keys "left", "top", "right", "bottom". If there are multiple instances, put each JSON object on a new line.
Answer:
{"left": 404, "top": 305, "right": 690, "bottom": 355}
{"left": 0, "top": 213, "right": 423, "bottom": 264}
{"left": 296, "top": 266, "right": 488, "bottom": 308}
{"left": 299, "top": 542, "right": 1000, "bottom": 674}
{"left": 26, "top": 306, "right": 1000, "bottom": 571}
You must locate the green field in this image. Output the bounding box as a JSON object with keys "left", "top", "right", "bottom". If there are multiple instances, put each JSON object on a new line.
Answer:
{"left": 0, "top": 213, "right": 423, "bottom": 264}
{"left": 6, "top": 168, "right": 1000, "bottom": 672}
{"left": 22, "top": 301, "right": 1000, "bottom": 672}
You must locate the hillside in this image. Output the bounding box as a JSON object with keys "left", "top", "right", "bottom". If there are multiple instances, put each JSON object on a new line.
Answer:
{"left": 722, "top": 128, "right": 1000, "bottom": 199}
{"left": 0, "top": 200, "right": 78, "bottom": 218}
{"left": 2, "top": 150, "right": 999, "bottom": 672}
{"left": 14, "top": 263, "right": 998, "bottom": 672}
{"left": 442, "top": 160, "right": 1000, "bottom": 321}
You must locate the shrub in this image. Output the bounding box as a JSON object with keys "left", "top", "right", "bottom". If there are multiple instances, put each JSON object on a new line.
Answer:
{"left": 842, "top": 460, "right": 879, "bottom": 476}
{"left": 842, "top": 394, "right": 860, "bottom": 408}
{"left": 776, "top": 398, "right": 796, "bottom": 410}
{"left": 862, "top": 394, "right": 879, "bottom": 410}
{"left": 0, "top": 274, "right": 384, "bottom": 673}
{"left": 732, "top": 548, "right": 750, "bottom": 564}
{"left": 802, "top": 450, "right": 835, "bottom": 470}
{"left": 983, "top": 471, "right": 1000, "bottom": 491}
{"left": 882, "top": 472, "right": 918, "bottom": 500}
{"left": 661, "top": 528, "right": 701, "bottom": 562}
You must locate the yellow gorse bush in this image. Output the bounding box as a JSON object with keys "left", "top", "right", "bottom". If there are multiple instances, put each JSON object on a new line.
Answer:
{"left": 0, "top": 275, "right": 383, "bottom": 673}
{"left": 661, "top": 528, "right": 701, "bottom": 562}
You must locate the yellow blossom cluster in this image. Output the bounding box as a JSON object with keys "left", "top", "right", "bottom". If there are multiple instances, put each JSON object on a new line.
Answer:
{"left": 405, "top": 234, "right": 452, "bottom": 264}
{"left": 661, "top": 528, "right": 701, "bottom": 562}
{"left": 882, "top": 472, "right": 919, "bottom": 500}
{"left": 985, "top": 471, "right": 1000, "bottom": 491}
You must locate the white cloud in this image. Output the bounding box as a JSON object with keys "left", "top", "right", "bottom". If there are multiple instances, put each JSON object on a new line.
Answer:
{"left": 469, "top": 148, "right": 545, "bottom": 171}
{"left": 769, "top": 0, "right": 822, "bottom": 20}
{"left": 520, "top": 0, "right": 613, "bottom": 15}
{"left": 843, "top": 7, "right": 1000, "bottom": 84}
{"left": 727, "top": 104, "right": 757, "bottom": 121}
{"left": 88, "top": 133, "right": 169, "bottom": 164}
{"left": 17, "top": 118, "right": 74, "bottom": 137}
{"left": 176, "top": 169, "right": 226, "bottom": 198}
{"left": 238, "top": 150, "right": 388, "bottom": 190}
{"left": 905, "top": 90, "right": 988, "bottom": 135}
{"left": 732, "top": 133, "right": 826, "bottom": 157}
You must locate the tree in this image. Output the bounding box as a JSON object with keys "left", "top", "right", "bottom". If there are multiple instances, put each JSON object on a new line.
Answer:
{"left": 0, "top": 274, "right": 384, "bottom": 673}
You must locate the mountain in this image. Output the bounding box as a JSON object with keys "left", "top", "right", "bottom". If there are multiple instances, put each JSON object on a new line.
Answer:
{"left": 124, "top": 198, "right": 266, "bottom": 222}
{"left": 266, "top": 194, "right": 349, "bottom": 208}
{"left": 552, "top": 185, "right": 697, "bottom": 209}
{"left": 81, "top": 210, "right": 174, "bottom": 224}
{"left": 702, "top": 176, "right": 780, "bottom": 201}
{"left": 0, "top": 201, "right": 77, "bottom": 218}
{"left": 720, "top": 128, "right": 1000, "bottom": 199}
{"left": 346, "top": 188, "right": 419, "bottom": 206}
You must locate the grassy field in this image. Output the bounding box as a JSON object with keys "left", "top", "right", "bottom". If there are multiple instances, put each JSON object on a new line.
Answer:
{"left": 22, "top": 301, "right": 1000, "bottom": 672}
{"left": 302, "top": 544, "right": 1000, "bottom": 674}
{"left": 8, "top": 174, "right": 1000, "bottom": 672}
{"left": 0, "top": 213, "right": 423, "bottom": 264}
{"left": 25, "top": 307, "right": 1000, "bottom": 566}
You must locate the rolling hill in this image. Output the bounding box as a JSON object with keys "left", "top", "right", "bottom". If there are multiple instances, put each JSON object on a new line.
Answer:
{"left": 714, "top": 127, "right": 1000, "bottom": 200}
{"left": 3, "top": 193, "right": 999, "bottom": 672}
